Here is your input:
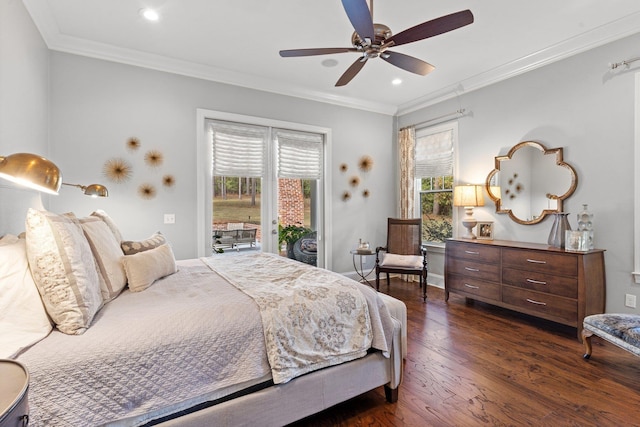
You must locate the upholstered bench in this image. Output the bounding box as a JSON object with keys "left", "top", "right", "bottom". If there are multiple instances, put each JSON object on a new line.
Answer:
{"left": 582, "top": 314, "right": 640, "bottom": 359}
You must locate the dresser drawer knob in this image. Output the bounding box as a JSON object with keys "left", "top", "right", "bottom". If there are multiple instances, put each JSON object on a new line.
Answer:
{"left": 464, "top": 250, "right": 480, "bottom": 255}
{"left": 464, "top": 267, "right": 480, "bottom": 272}
{"left": 526, "top": 278, "right": 547, "bottom": 285}
{"left": 526, "top": 298, "right": 547, "bottom": 306}
{"left": 526, "top": 258, "right": 547, "bottom": 264}
{"left": 464, "top": 283, "right": 479, "bottom": 289}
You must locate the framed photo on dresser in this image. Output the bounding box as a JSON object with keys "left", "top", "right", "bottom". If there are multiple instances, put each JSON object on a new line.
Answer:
{"left": 476, "top": 221, "right": 494, "bottom": 240}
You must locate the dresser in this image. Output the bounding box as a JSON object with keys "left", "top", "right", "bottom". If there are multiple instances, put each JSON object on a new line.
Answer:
{"left": 0, "top": 360, "right": 29, "bottom": 427}
{"left": 444, "top": 238, "right": 606, "bottom": 340}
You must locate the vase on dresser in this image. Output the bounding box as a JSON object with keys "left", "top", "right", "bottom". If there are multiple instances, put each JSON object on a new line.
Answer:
{"left": 577, "top": 204, "right": 594, "bottom": 249}
{"left": 548, "top": 212, "right": 571, "bottom": 248}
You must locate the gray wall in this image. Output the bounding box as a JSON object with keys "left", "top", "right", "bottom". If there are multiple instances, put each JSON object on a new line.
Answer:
{"left": 0, "top": 0, "right": 50, "bottom": 234}
{"left": 399, "top": 32, "right": 640, "bottom": 314}
{"left": 46, "top": 52, "right": 395, "bottom": 273}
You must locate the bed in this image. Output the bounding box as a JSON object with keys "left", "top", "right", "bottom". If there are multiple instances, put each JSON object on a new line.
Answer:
{"left": 0, "top": 208, "right": 406, "bottom": 426}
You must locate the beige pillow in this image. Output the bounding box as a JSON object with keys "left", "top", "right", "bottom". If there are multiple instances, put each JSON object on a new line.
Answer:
{"left": 0, "top": 235, "right": 52, "bottom": 358}
{"left": 91, "top": 209, "right": 123, "bottom": 243}
{"left": 121, "top": 232, "right": 166, "bottom": 255}
{"left": 25, "top": 209, "right": 103, "bottom": 335}
{"left": 122, "top": 244, "right": 177, "bottom": 292}
{"left": 79, "top": 216, "right": 127, "bottom": 302}
{"left": 380, "top": 253, "right": 424, "bottom": 269}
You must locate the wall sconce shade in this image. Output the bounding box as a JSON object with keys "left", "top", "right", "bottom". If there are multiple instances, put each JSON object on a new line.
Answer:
{"left": 62, "top": 182, "right": 109, "bottom": 198}
{"left": 0, "top": 153, "right": 62, "bottom": 195}
{"left": 453, "top": 185, "right": 485, "bottom": 239}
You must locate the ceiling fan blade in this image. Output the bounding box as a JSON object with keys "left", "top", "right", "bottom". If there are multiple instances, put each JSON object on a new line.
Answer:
{"left": 341, "top": 0, "right": 374, "bottom": 41}
{"left": 387, "top": 9, "right": 474, "bottom": 47}
{"left": 381, "top": 51, "right": 434, "bottom": 76}
{"left": 335, "top": 58, "right": 367, "bottom": 87}
{"left": 279, "top": 47, "right": 358, "bottom": 57}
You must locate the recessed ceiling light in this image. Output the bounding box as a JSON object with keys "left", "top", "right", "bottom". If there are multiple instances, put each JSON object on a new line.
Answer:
{"left": 140, "top": 8, "right": 159, "bottom": 21}
{"left": 392, "top": 78, "right": 402, "bottom": 85}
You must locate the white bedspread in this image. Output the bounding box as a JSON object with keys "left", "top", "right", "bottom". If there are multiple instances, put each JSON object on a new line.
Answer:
{"left": 17, "top": 256, "right": 395, "bottom": 426}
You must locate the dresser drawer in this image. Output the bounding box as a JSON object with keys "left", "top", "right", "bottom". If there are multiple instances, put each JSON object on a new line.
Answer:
{"left": 447, "top": 275, "right": 501, "bottom": 300}
{"left": 502, "top": 248, "right": 577, "bottom": 277}
{"left": 447, "top": 257, "right": 500, "bottom": 282}
{"left": 447, "top": 242, "right": 501, "bottom": 263}
{"left": 502, "top": 286, "right": 577, "bottom": 326}
{"left": 502, "top": 267, "right": 577, "bottom": 299}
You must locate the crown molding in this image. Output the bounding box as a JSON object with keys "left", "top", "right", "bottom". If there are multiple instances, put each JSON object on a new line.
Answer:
{"left": 396, "top": 11, "right": 640, "bottom": 115}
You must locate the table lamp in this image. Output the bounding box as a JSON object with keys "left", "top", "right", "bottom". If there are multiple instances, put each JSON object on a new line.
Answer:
{"left": 453, "top": 184, "right": 485, "bottom": 239}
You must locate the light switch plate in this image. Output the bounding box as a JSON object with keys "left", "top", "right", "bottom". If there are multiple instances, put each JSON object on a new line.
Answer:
{"left": 164, "top": 214, "right": 175, "bottom": 224}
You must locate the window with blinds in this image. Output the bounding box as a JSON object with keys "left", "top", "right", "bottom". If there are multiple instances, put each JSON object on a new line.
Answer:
{"left": 416, "top": 124, "right": 456, "bottom": 244}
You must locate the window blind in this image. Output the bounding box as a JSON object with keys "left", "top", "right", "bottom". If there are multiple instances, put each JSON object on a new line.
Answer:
{"left": 275, "top": 129, "right": 323, "bottom": 179}
{"left": 210, "top": 121, "right": 267, "bottom": 177}
{"left": 415, "top": 129, "right": 453, "bottom": 178}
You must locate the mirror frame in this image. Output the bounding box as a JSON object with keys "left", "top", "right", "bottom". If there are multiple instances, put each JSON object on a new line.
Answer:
{"left": 485, "top": 141, "right": 578, "bottom": 225}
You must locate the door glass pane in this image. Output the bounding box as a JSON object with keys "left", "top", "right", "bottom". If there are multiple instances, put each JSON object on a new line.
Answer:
{"left": 212, "top": 176, "right": 262, "bottom": 253}
{"left": 278, "top": 178, "right": 316, "bottom": 265}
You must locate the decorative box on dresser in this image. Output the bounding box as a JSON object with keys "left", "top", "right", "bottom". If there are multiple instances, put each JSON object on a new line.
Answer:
{"left": 444, "top": 238, "right": 606, "bottom": 341}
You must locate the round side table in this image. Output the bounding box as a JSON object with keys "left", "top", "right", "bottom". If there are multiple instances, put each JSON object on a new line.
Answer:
{"left": 350, "top": 249, "right": 376, "bottom": 287}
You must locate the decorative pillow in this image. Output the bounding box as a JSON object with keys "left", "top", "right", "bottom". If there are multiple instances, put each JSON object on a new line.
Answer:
{"left": 121, "top": 232, "right": 166, "bottom": 255}
{"left": 91, "top": 209, "right": 123, "bottom": 243}
{"left": 79, "top": 216, "right": 127, "bottom": 302}
{"left": 122, "top": 244, "right": 177, "bottom": 292}
{"left": 0, "top": 235, "right": 52, "bottom": 358}
{"left": 25, "top": 209, "right": 103, "bottom": 335}
{"left": 380, "top": 253, "right": 423, "bottom": 269}
{"left": 300, "top": 238, "right": 317, "bottom": 253}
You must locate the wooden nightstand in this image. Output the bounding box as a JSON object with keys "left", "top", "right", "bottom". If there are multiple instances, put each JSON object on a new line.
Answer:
{"left": 0, "top": 360, "right": 29, "bottom": 427}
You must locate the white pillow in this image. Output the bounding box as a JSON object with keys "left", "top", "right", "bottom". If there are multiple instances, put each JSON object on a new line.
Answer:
{"left": 91, "top": 209, "right": 123, "bottom": 243}
{"left": 0, "top": 235, "right": 52, "bottom": 358}
{"left": 380, "top": 253, "right": 424, "bottom": 269}
{"left": 79, "top": 216, "right": 127, "bottom": 302}
{"left": 25, "top": 209, "right": 103, "bottom": 335}
{"left": 122, "top": 243, "right": 177, "bottom": 292}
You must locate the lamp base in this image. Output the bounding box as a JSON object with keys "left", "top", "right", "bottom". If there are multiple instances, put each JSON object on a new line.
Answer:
{"left": 461, "top": 218, "right": 478, "bottom": 239}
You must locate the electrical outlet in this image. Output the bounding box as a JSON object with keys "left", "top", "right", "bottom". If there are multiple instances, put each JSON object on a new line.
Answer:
{"left": 625, "top": 294, "right": 637, "bottom": 308}
{"left": 164, "top": 214, "right": 175, "bottom": 224}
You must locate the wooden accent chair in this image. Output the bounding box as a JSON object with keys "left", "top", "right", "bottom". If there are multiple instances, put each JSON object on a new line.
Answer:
{"left": 375, "top": 218, "right": 428, "bottom": 301}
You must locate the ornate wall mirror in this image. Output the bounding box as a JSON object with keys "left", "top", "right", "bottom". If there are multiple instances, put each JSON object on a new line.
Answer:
{"left": 485, "top": 141, "right": 578, "bottom": 225}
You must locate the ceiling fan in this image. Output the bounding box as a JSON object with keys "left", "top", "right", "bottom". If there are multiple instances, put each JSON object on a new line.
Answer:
{"left": 279, "top": 0, "right": 474, "bottom": 86}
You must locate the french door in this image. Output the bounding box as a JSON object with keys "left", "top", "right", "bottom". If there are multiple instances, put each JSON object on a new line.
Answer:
{"left": 196, "top": 110, "right": 330, "bottom": 269}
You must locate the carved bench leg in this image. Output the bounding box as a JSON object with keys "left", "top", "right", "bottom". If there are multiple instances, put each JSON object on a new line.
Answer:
{"left": 384, "top": 385, "right": 398, "bottom": 403}
{"left": 582, "top": 329, "right": 593, "bottom": 359}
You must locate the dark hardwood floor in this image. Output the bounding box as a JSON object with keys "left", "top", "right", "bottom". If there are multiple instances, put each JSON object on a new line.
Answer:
{"left": 290, "top": 279, "right": 640, "bottom": 426}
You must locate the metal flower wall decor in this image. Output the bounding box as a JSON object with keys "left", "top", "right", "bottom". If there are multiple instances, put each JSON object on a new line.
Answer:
{"left": 100, "top": 137, "right": 176, "bottom": 199}
{"left": 340, "top": 155, "right": 374, "bottom": 201}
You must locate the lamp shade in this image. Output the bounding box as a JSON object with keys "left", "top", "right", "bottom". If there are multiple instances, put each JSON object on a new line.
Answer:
{"left": 62, "top": 182, "right": 109, "bottom": 198}
{"left": 453, "top": 185, "right": 485, "bottom": 207}
{"left": 83, "top": 184, "right": 109, "bottom": 198}
{"left": 0, "top": 153, "right": 62, "bottom": 195}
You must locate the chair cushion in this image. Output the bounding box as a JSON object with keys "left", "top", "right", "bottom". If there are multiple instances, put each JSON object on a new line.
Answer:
{"left": 380, "top": 253, "right": 423, "bottom": 269}
{"left": 299, "top": 238, "right": 317, "bottom": 253}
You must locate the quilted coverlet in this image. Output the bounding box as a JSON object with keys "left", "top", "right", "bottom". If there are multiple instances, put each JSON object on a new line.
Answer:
{"left": 16, "top": 256, "right": 395, "bottom": 426}
{"left": 204, "top": 253, "right": 391, "bottom": 384}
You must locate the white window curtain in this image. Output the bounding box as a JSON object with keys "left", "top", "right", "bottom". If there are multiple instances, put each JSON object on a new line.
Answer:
{"left": 415, "top": 129, "right": 454, "bottom": 178}
{"left": 210, "top": 121, "right": 267, "bottom": 177}
{"left": 274, "top": 129, "right": 323, "bottom": 179}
